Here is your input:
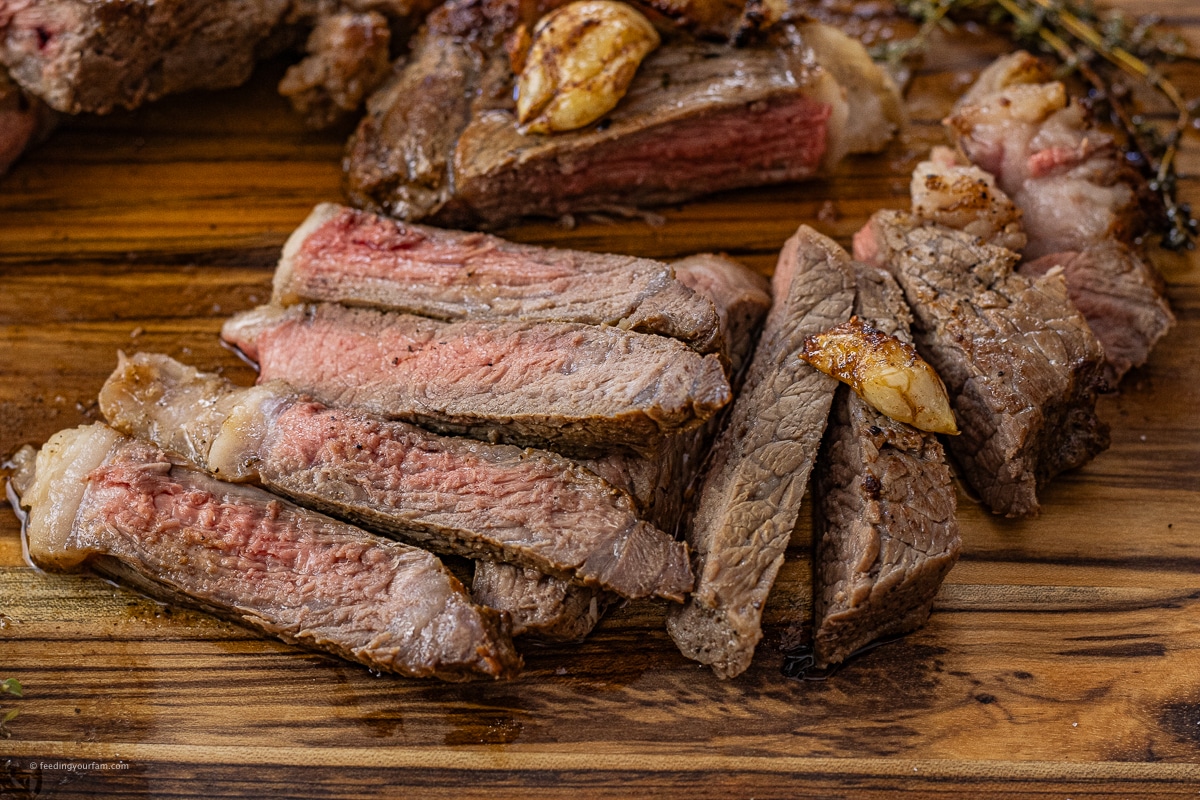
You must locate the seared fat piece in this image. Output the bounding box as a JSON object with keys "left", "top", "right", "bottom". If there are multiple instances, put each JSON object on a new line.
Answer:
{"left": 99, "top": 353, "right": 694, "bottom": 603}
{"left": 222, "top": 302, "right": 730, "bottom": 458}
{"left": 273, "top": 203, "right": 722, "bottom": 354}
{"left": 812, "top": 265, "right": 960, "bottom": 668}
{"left": 854, "top": 210, "right": 1109, "bottom": 518}
{"left": 667, "top": 227, "right": 854, "bottom": 679}
{"left": 10, "top": 425, "right": 522, "bottom": 681}
{"left": 474, "top": 254, "right": 770, "bottom": 641}
{"left": 345, "top": 0, "right": 901, "bottom": 227}
{"left": 946, "top": 51, "right": 1174, "bottom": 383}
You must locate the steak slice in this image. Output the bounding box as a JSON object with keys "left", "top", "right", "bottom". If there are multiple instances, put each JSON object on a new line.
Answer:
{"left": 99, "top": 353, "right": 694, "bottom": 603}
{"left": 222, "top": 302, "right": 730, "bottom": 458}
{"left": 812, "top": 265, "right": 960, "bottom": 668}
{"left": 1021, "top": 244, "right": 1174, "bottom": 384}
{"left": 0, "top": 0, "right": 291, "bottom": 114}
{"left": 10, "top": 424, "right": 521, "bottom": 681}
{"left": 854, "top": 210, "right": 1109, "bottom": 517}
{"left": 273, "top": 203, "right": 722, "bottom": 353}
{"left": 945, "top": 52, "right": 1174, "bottom": 383}
{"left": 346, "top": 0, "right": 900, "bottom": 227}
{"left": 472, "top": 253, "right": 771, "bottom": 640}
{"left": 666, "top": 226, "right": 854, "bottom": 679}
{"left": 471, "top": 564, "right": 613, "bottom": 642}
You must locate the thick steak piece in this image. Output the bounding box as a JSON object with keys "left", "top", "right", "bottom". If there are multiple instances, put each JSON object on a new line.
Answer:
{"left": 10, "top": 424, "right": 521, "bottom": 681}
{"left": 473, "top": 254, "right": 771, "bottom": 640}
{"left": 0, "top": 0, "right": 291, "bottom": 114}
{"left": 812, "top": 265, "right": 960, "bottom": 668}
{"left": 345, "top": 0, "right": 900, "bottom": 227}
{"left": 222, "top": 302, "right": 730, "bottom": 458}
{"left": 1021, "top": 244, "right": 1174, "bottom": 384}
{"left": 854, "top": 211, "right": 1109, "bottom": 517}
{"left": 273, "top": 203, "right": 722, "bottom": 354}
{"left": 666, "top": 226, "right": 854, "bottom": 679}
{"left": 99, "top": 353, "right": 694, "bottom": 603}
{"left": 471, "top": 564, "right": 613, "bottom": 642}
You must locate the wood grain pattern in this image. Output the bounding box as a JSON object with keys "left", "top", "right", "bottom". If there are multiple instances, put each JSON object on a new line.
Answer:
{"left": 1, "top": 10, "right": 1199, "bottom": 798}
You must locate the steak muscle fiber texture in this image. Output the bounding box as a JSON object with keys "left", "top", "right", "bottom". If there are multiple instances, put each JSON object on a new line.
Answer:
{"left": 273, "top": 203, "right": 722, "bottom": 354}
{"left": 472, "top": 254, "right": 771, "bottom": 640}
{"left": 667, "top": 226, "right": 854, "bottom": 679}
{"left": 222, "top": 302, "right": 730, "bottom": 458}
{"left": 812, "top": 265, "right": 960, "bottom": 668}
{"left": 854, "top": 210, "right": 1109, "bottom": 517}
{"left": 10, "top": 424, "right": 522, "bottom": 681}
{"left": 99, "top": 353, "right": 694, "bottom": 603}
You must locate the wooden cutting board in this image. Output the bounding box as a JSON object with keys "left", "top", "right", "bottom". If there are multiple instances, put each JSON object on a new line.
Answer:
{"left": 2, "top": 5, "right": 1198, "bottom": 797}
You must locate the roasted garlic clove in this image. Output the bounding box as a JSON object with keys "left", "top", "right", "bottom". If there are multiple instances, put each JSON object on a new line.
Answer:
{"left": 516, "top": 0, "right": 660, "bottom": 135}
{"left": 801, "top": 317, "right": 959, "bottom": 435}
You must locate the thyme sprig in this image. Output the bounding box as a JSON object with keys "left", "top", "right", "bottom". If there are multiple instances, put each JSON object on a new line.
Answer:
{"left": 886, "top": 0, "right": 1197, "bottom": 250}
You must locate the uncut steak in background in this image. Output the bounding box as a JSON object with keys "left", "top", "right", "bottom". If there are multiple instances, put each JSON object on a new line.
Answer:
{"left": 344, "top": 0, "right": 902, "bottom": 227}
{"left": 0, "top": 68, "right": 54, "bottom": 174}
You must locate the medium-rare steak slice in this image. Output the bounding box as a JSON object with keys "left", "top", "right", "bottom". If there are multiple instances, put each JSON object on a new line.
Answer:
{"left": 854, "top": 210, "right": 1109, "bottom": 517}
{"left": 345, "top": 0, "right": 901, "bottom": 227}
{"left": 99, "top": 353, "right": 694, "bottom": 602}
{"left": 945, "top": 52, "right": 1174, "bottom": 383}
{"left": 472, "top": 253, "right": 771, "bottom": 640}
{"left": 812, "top": 265, "right": 960, "bottom": 668}
{"left": 272, "top": 203, "right": 722, "bottom": 353}
{"left": 222, "top": 302, "right": 730, "bottom": 458}
{"left": 0, "top": 0, "right": 291, "bottom": 114}
{"left": 10, "top": 424, "right": 521, "bottom": 681}
{"left": 666, "top": 226, "right": 854, "bottom": 679}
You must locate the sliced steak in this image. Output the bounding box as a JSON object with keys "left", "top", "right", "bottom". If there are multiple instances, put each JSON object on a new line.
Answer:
{"left": 0, "top": 0, "right": 292, "bottom": 114}
{"left": 471, "top": 564, "right": 615, "bottom": 641}
{"left": 472, "top": 253, "right": 770, "bottom": 640}
{"left": 1021, "top": 244, "right": 1174, "bottom": 384}
{"left": 346, "top": 0, "right": 900, "bottom": 227}
{"left": 10, "top": 424, "right": 521, "bottom": 681}
{"left": 222, "top": 302, "right": 730, "bottom": 458}
{"left": 946, "top": 52, "right": 1174, "bottom": 382}
{"left": 854, "top": 210, "right": 1110, "bottom": 517}
{"left": 273, "top": 203, "right": 722, "bottom": 353}
{"left": 812, "top": 265, "right": 960, "bottom": 668}
{"left": 99, "top": 353, "right": 694, "bottom": 602}
{"left": 666, "top": 226, "right": 854, "bottom": 679}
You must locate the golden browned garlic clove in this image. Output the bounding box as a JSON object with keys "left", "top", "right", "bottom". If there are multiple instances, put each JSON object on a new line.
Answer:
{"left": 801, "top": 317, "right": 959, "bottom": 435}
{"left": 516, "top": 0, "right": 660, "bottom": 135}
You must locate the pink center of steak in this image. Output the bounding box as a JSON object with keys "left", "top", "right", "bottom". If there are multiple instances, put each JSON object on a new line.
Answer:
{"left": 298, "top": 208, "right": 592, "bottom": 288}
{"left": 265, "top": 401, "right": 645, "bottom": 557}
{"left": 240, "top": 305, "right": 728, "bottom": 439}
{"left": 72, "top": 442, "right": 519, "bottom": 678}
